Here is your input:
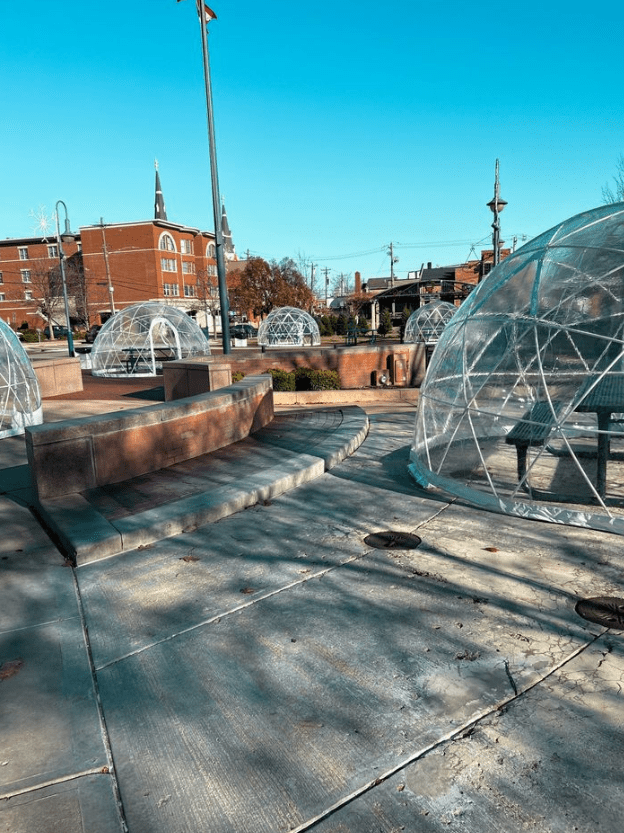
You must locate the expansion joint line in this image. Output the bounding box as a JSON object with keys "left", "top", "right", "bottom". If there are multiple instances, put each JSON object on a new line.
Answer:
{"left": 70, "top": 568, "right": 129, "bottom": 833}
{"left": 95, "top": 551, "right": 368, "bottom": 671}
{"left": 288, "top": 629, "right": 606, "bottom": 833}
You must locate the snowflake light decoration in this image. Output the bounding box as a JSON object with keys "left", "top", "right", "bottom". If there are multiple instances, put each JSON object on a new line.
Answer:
{"left": 29, "top": 206, "right": 53, "bottom": 241}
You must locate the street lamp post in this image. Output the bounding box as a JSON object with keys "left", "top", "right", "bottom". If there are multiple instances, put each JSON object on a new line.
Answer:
{"left": 196, "top": 5, "right": 231, "bottom": 354}
{"left": 54, "top": 200, "right": 76, "bottom": 357}
{"left": 487, "top": 159, "right": 507, "bottom": 268}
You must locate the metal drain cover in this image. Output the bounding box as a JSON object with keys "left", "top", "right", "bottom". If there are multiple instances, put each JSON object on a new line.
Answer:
{"left": 575, "top": 596, "right": 624, "bottom": 629}
{"left": 364, "top": 531, "right": 422, "bottom": 550}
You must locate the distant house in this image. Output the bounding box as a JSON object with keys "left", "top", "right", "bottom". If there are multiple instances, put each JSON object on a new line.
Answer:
{"left": 361, "top": 251, "right": 510, "bottom": 330}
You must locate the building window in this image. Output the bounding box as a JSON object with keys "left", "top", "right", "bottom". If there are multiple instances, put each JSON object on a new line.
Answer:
{"left": 18, "top": 247, "right": 28, "bottom": 260}
{"left": 184, "top": 284, "right": 196, "bottom": 297}
{"left": 182, "top": 261, "right": 195, "bottom": 274}
{"left": 208, "top": 264, "right": 217, "bottom": 277}
{"left": 24, "top": 290, "right": 33, "bottom": 300}
{"left": 163, "top": 283, "right": 179, "bottom": 297}
{"left": 207, "top": 243, "right": 216, "bottom": 258}
{"left": 21, "top": 270, "right": 31, "bottom": 283}
{"left": 47, "top": 244, "right": 58, "bottom": 258}
{"left": 159, "top": 233, "right": 176, "bottom": 252}
{"left": 0, "top": 293, "right": 5, "bottom": 302}
{"left": 161, "top": 257, "right": 177, "bottom": 272}
{"left": 180, "top": 239, "right": 192, "bottom": 254}
{"left": 0, "top": 272, "right": 3, "bottom": 283}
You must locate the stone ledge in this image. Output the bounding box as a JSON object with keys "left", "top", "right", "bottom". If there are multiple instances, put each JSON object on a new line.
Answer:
{"left": 273, "top": 388, "right": 419, "bottom": 406}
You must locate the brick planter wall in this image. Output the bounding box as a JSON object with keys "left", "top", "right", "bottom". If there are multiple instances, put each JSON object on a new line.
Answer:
{"left": 164, "top": 343, "right": 426, "bottom": 401}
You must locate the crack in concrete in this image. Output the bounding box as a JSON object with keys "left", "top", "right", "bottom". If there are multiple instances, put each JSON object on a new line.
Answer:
{"left": 287, "top": 629, "right": 607, "bottom": 833}
{"left": 504, "top": 659, "right": 518, "bottom": 695}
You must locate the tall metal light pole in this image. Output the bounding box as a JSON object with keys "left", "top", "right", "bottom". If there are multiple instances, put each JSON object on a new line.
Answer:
{"left": 195, "top": 3, "right": 231, "bottom": 353}
{"left": 487, "top": 159, "right": 507, "bottom": 268}
{"left": 54, "top": 200, "right": 76, "bottom": 357}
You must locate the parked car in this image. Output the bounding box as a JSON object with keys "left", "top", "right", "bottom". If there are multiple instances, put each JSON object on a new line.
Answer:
{"left": 85, "top": 324, "right": 102, "bottom": 343}
{"left": 43, "top": 326, "right": 69, "bottom": 339}
{"left": 230, "top": 324, "right": 258, "bottom": 339}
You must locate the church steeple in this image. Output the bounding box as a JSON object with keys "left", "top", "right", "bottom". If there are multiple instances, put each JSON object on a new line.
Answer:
{"left": 154, "top": 159, "right": 167, "bottom": 221}
{"left": 221, "top": 201, "right": 236, "bottom": 260}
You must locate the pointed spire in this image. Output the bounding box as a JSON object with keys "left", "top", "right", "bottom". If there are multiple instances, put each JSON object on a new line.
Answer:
{"left": 221, "top": 201, "right": 235, "bottom": 260}
{"left": 154, "top": 159, "right": 167, "bottom": 221}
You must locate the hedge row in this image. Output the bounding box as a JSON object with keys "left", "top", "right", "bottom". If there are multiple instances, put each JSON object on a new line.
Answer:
{"left": 231, "top": 368, "right": 342, "bottom": 391}
{"left": 267, "top": 368, "right": 341, "bottom": 391}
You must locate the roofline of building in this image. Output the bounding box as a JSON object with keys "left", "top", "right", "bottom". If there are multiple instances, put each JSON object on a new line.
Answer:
{"left": 79, "top": 219, "right": 215, "bottom": 237}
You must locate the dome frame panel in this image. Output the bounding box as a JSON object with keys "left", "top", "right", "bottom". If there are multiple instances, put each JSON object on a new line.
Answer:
{"left": 91, "top": 302, "right": 210, "bottom": 377}
{"left": 409, "top": 203, "right": 624, "bottom": 535}
{"left": 0, "top": 321, "right": 42, "bottom": 438}
{"left": 257, "top": 306, "right": 321, "bottom": 347}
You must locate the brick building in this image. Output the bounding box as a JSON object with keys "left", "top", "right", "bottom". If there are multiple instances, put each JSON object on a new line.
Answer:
{"left": 0, "top": 167, "right": 236, "bottom": 335}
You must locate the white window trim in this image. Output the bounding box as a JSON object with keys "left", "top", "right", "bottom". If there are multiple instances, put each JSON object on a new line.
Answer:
{"left": 159, "top": 232, "right": 177, "bottom": 253}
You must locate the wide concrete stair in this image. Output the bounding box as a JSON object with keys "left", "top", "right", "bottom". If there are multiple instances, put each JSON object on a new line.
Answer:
{"left": 35, "top": 407, "right": 369, "bottom": 565}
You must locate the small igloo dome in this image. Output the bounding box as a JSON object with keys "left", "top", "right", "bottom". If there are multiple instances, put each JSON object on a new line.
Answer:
{"left": 257, "top": 306, "right": 321, "bottom": 347}
{"left": 409, "top": 203, "right": 624, "bottom": 535}
{"left": 0, "top": 322, "right": 42, "bottom": 438}
{"left": 91, "top": 302, "right": 210, "bottom": 377}
{"left": 404, "top": 301, "right": 457, "bottom": 344}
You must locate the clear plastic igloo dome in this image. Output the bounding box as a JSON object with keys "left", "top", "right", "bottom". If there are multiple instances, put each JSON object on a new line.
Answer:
{"left": 409, "top": 203, "right": 624, "bottom": 536}
{"left": 91, "top": 302, "right": 210, "bottom": 377}
{"left": 257, "top": 306, "right": 321, "bottom": 347}
{"left": 0, "top": 322, "right": 42, "bottom": 438}
{"left": 404, "top": 301, "right": 457, "bottom": 344}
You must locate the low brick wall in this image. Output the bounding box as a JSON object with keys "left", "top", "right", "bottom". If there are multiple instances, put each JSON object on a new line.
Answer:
{"left": 164, "top": 342, "right": 427, "bottom": 400}
{"left": 31, "top": 357, "right": 83, "bottom": 397}
{"left": 164, "top": 362, "right": 232, "bottom": 401}
{"left": 26, "top": 375, "right": 273, "bottom": 501}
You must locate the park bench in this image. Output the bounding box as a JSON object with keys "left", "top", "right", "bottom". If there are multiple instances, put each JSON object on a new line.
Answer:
{"left": 505, "top": 400, "right": 563, "bottom": 483}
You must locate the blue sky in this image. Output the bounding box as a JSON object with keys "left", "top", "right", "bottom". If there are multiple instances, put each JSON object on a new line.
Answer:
{"left": 3, "top": 0, "right": 624, "bottom": 285}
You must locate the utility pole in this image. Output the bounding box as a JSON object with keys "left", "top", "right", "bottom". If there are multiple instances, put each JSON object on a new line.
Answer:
{"left": 322, "top": 267, "right": 331, "bottom": 307}
{"left": 310, "top": 262, "right": 316, "bottom": 293}
{"left": 388, "top": 242, "right": 399, "bottom": 286}
{"left": 100, "top": 218, "right": 115, "bottom": 315}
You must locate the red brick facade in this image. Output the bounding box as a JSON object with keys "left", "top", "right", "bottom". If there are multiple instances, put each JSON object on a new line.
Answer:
{"left": 224, "top": 342, "right": 425, "bottom": 389}
{"left": 0, "top": 220, "right": 220, "bottom": 332}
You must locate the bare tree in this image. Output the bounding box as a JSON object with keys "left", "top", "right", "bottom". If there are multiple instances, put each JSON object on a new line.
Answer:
{"left": 603, "top": 154, "right": 624, "bottom": 204}
{"left": 28, "top": 259, "right": 65, "bottom": 336}
{"left": 195, "top": 268, "right": 219, "bottom": 337}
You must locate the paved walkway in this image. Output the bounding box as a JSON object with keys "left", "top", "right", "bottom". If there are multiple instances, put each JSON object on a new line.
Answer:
{"left": 1, "top": 384, "right": 623, "bottom": 832}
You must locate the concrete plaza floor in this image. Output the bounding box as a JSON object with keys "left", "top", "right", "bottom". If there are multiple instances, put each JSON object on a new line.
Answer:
{"left": 1, "top": 378, "right": 623, "bottom": 832}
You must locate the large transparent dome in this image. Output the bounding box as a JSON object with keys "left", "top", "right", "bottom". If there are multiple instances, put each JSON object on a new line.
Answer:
{"left": 409, "top": 203, "right": 624, "bottom": 536}
{"left": 91, "top": 302, "right": 210, "bottom": 377}
{"left": 257, "top": 306, "right": 321, "bottom": 347}
{"left": 404, "top": 301, "right": 457, "bottom": 344}
{"left": 0, "top": 322, "right": 42, "bottom": 438}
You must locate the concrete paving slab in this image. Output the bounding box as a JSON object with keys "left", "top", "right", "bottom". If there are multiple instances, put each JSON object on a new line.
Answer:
{"left": 86, "top": 536, "right": 603, "bottom": 833}
{"left": 0, "top": 775, "right": 122, "bottom": 833}
{"left": 308, "top": 637, "right": 624, "bottom": 833}
{"left": 77, "top": 472, "right": 442, "bottom": 671}
{"left": 0, "top": 499, "right": 122, "bottom": 832}
{"left": 4, "top": 397, "right": 624, "bottom": 832}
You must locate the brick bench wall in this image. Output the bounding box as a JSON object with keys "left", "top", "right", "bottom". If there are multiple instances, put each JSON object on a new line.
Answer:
{"left": 25, "top": 375, "right": 273, "bottom": 501}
